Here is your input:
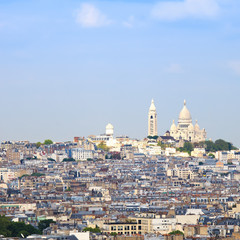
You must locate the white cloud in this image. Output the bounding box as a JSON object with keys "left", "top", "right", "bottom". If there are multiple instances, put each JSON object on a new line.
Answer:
{"left": 123, "top": 16, "right": 135, "bottom": 28}
{"left": 229, "top": 61, "right": 240, "bottom": 75}
{"left": 76, "top": 3, "right": 111, "bottom": 27}
{"left": 151, "top": 0, "right": 220, "bottom": 21}
{"left": 166, "top": 63, "right": 184, "bottom": 73}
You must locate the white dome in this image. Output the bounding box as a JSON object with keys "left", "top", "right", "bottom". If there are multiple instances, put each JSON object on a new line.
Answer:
{"left": 188, "top": 123, "right": 194, "bottom": 131}
{"left": 106, "top": 123, "right": 113, "bottom": 129}
{"left": 170, "top": 120, "right": 177, "bottom": 131}
{"left": 178, "top": 100, "right": 192, "bottom": 124}
{"left": 149, "top": 99, "right": 156, "bottom": 111}
{"left": 106, "top": 123, "right": 114, "bottom": 136}
{"left": 195, "top": 120, "right": 200, "bottom": 131}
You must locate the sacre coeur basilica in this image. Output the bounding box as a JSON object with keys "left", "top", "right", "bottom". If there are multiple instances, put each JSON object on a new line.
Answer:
{"left": 148, "top": 99, "right": 207, "bottom": 143}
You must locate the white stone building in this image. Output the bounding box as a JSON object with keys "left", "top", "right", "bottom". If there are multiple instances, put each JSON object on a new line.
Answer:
{"left": 71, "top": 148, "right": 94, "bottom": 160}
{"left": 148, "top": 99, "right": 158, "bottom": 136}
{"left": 170, "top": 100, "right": 206, "bottom": 143}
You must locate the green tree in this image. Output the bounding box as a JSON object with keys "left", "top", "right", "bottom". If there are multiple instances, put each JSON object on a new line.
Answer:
{"left": 215, "top": 139, "right": 237, "bottom": 151}
{"left": 62, "top": 158, "right": 75, "bottom": 162}
{"left": 147, "top": 135, "right": 158, "bottom": 140}
{"left": 36, "top": 142, "right": 42, "bottom": 148}
{"left": 157, "top": 141, "right": 166, "bottom": 150}
{"left": 169, "top": 230, "right": 184, "bottom": 235}
{"left": 38, "top": 219, "right": 55, "bottom": 233}
{"left": 97, "top": 141, "right": 109, "bottom": 151}
{"left": 31, "top": 172, "right": 45, "bottom": 177}
{"left": 178, "top": 142, "right": 193, "bottom": 155}
{"left": 19, "top": 174, "right": 30, "bottom": 179}
{"left": 0, "top": 215, "right": 40, "bottom": 237}
{"left": 83, "top": 227, "right": 101, "bottom": 233}
{"left": 205, "top": 140, "right": 215, "bottom": 152}
{"left": 43, "top": 139, "right": 53, "bottom": 145}
{"left": 208, "top": 153, "right": 215, "bottom": 158}
{"left": 215, "top": 139, "right": 229, "bottom": 151}
{"left": 183, "top": 142, "right": 193, "bottom": 153}
{"left": 110, "top": 232, "right": 117, "bottom": 236}
{"left": 202, "top": 139, "right": 237, "bottom": 152}
{"left": 18, "top": 230, "right": 29, "bottom": 238}
{"left": 0, "top": 215, "right": 12, "bottom": 237}
{"left": 65, "top": 187, "right": 71, "bottom": 191}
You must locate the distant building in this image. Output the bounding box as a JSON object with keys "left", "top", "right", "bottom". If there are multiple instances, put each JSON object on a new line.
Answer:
{"left": 71, "top": 148, "right": 94, "bottom": 160}
{"left": 148, "top": 99, "right": 158, "bottom": 136}
{"left": 170, "top": 100, "right": 206, "bottom": 143}
{"left": 6, "top": 148, "right": 23, "bottom": 164}
{"left": 88, "top": 123, "right": 114, "bottom": 144}
{"left": 106, "top": 123, "right": 114, "bottom": 137}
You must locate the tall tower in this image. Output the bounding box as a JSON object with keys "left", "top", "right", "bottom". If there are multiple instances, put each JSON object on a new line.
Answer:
{"left": 148, "top": 99, "right": 158, "bottom": 136}
{"left": 106, "top": 123, "right": 114, "bottom": 137}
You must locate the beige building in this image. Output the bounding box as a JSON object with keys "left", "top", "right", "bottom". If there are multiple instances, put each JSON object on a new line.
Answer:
{"left": 191, "top": 148, "right": 206, "bottom": 157}
{"left": 103, "top": 222, "right": 139, "bottom": 235}
{"left": 148, "top": 99, "right": 157, "bottom": 136}
{"left": 170, "top": 100, "right": 206, "bottom": 143}
{"left": 104, "top": 213, "right": 180, "bottom": 235}
{"left": 6, "top": 148, "right": 23, "bottom": 164}
{"left": 183, "top": 225, "right": 208, "bottom": 238}
{"left": 167, "top": 167, "right": 196, "bottom": 180}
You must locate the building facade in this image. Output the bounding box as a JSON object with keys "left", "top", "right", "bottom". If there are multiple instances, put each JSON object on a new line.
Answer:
{"left": 170, "top": 100, "right": 206, "bottom": 143}
{"left": 71, "top": 148, "right": 94, "bottom": 161}
{"left": 148, "top": 99, "right": 158, "bottom": 136}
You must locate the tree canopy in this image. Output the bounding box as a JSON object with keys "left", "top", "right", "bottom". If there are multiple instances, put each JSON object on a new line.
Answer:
{"left": 83, "top": 226, "right": 101, "bottom": 233}
{"left": 147, "top": 135, "right": 158, "bottom": 140}
{"left": 62, "top": 158, "right": 75, "bottom": 162}
{"left": 169, "top": 230, "right": 184, "bottom": 235}
{"left": 0, "top": 215, "right": 40, "bottom": 237}
{"left": 195, "top": 139, "right": 237, "bottom": 152}
{"left": 31, "top": 172, "right": 45, "bottom": 177}
{"left": 178, "top": 142, "right": 193, "bottom": 155}
{"left": 38, "top": 219, "right": 55, "bottom": 233}
{"left": 97, "top": 141, "right": 109, "bottom": 151}
{"left": 43, "top": 139, "right": 53, "bottom": 145}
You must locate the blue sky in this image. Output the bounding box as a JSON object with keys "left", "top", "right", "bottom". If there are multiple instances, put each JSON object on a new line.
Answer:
{"left": 0, "top": 0, "right": 240, "bottom": 146}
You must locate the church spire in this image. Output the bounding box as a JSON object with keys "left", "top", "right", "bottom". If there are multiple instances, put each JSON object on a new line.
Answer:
{"left": 149, "top": 99, "right": 156, "bottom": 111}
{"left": 148, "top": 99, "right": 158, "bottom": 136}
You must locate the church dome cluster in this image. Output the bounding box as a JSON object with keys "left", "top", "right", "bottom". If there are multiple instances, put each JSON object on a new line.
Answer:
{"left": 170, "top": 120, "right": 177, "bottom": 132}
{"left": 170, "top": 100, "right": 206, "bottom": 142}
{"left": 148, "top": 99, "right": 207, "bottom": 143}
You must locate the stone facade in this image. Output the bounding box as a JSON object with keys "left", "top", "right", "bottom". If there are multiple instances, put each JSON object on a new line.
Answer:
{"left": 148, "top": 99, "right": 158, "bottom": 136}
{"left": 170, "top": 100, "right": 206, "bottom": 143}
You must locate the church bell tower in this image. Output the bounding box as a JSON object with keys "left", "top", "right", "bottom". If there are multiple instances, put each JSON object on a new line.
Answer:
{"left": 148, "top": 99, "right": 158, "bottom": 136}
